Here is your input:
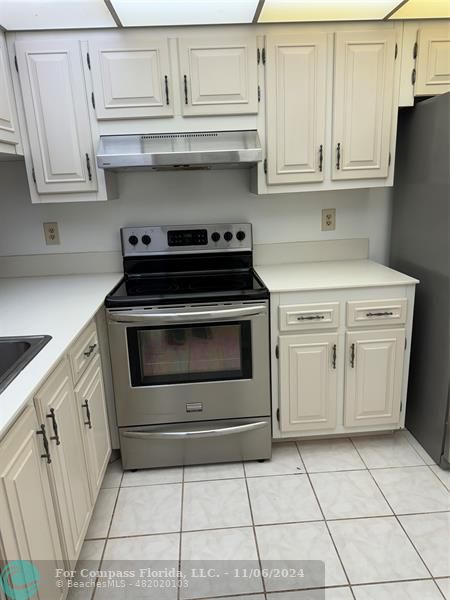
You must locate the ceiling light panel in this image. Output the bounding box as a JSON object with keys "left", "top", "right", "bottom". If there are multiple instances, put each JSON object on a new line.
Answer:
{"left": 0, "top": 0, "right": 117, "bottom": 31}
{"left": 389, "top": 0, "right": 450, "bottom": 19}
{"left": 110, "top": 0, "right": 259, "bottom": 27}
{"left": 259, "top": 0, "right": 405, "bottom": 23}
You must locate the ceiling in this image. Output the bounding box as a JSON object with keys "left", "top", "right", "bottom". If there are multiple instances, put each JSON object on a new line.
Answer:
{"left": 0, "top": 0, "right": 448, "bottom": 30}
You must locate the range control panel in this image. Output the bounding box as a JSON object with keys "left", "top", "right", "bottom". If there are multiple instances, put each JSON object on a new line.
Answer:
{"left": 121, "top": 223, "right": 252, "bottom": 256}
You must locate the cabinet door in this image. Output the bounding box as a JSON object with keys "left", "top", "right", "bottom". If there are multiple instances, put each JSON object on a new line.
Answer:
{"left": 178, "top": 36, "right": 258, "bottom": 116}
{"left": 345, "top": 329, "right": 405, "bottom": 427}
{"left": 0, "top": 33, "right": 19, "bottom": 148}
{"left": 415, "top": 24, "right": 450, "bottom": 96}
{"left": 89, "top": 38, "right": 173, "bottom": 119}
{"left": 266, "top": 33, "right": 327, "bottom": 184}
{"left": 15, "top": 39, "right": 97, "bottom": 194}
{"left": 76, "top": 356, "right": 111, "bottom": 499}
{"left": 0, "top": 406, "right": 65, "bottom": 600}
{"left": 279, "top": 333, "right": 338, "bottom": 433}
{"left": 332, "top": 30, "right": 396, "bottom": 180}
{"left": 34, "top": 360, "right": 92, "bottom": 567}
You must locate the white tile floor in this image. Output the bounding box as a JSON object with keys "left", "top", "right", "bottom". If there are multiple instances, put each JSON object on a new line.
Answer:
{"left": 75, "top": 431, "right": 450, "bottom": 599}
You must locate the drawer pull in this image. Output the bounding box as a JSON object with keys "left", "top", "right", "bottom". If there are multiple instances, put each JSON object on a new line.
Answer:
{"left": 366, "top": 311, "right": 394, "bottom": 317}
{"left": 46, "top": 408, "right": 61, "bottom": 445}
{"left": 332, "top": 344, "right": 337, "bottom": 369}
{"left": 83, "top": 343, "right": 97, "bottom": 358}
{"left": 82, "top": 400, "right": 92, "bottom": 429}
{"left": 350, "top": 343, "right": 356, "bottom": 368}
{"left": 37, "top": 424, "right": 52, "bottom": 464}
{"left": 297, "top": 315, "right": 325, "bottom": 321}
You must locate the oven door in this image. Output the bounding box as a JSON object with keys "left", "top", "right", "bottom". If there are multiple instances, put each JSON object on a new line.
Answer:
{"left": 107, "top": 301, "right": 270, "bottom": 427}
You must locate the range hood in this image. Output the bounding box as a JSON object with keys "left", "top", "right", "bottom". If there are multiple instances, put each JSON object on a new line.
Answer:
{"left": 96, "top": 130, "right": 262, "bottom": 171}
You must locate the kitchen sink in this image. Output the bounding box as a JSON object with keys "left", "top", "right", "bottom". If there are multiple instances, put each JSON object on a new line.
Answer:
{"left": 0, "top": 336, "right": 52, "bottom": 394}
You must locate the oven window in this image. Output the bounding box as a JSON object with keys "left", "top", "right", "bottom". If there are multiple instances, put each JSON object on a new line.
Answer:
{"left": 127, "top": 321, "right": 252, "bottom": 386}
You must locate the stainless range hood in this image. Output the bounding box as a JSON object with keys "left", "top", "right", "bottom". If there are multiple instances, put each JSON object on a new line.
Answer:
{"left": 96, "top": 130, "right": 262, "bottom": 171}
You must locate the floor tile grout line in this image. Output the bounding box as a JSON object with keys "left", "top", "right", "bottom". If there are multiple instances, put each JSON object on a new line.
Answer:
{"left": 244, "top": 471, "right": 267, "bottom": 597}
{"left": 295, "top": 443, "right": 358, "bottom": 600}
{"left": 426, "top": 463, "right": 450, "bottom": 493}
{"left": 349, "top": 437, "right": 443, "bottom": 591}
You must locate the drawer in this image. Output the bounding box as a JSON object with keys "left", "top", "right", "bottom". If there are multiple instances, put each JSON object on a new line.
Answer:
{"left": 347, "top": 298, "right": 407, "bottom": 328}
{"left": 279, "top": 302, "right": 339, "bottom": 332}
{"left": 68, "top": 320, "right": 99, "bottom": 384}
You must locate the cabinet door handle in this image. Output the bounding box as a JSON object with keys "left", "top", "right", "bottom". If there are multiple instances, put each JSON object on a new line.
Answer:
{"left": 83, "top": 343, "right": 97, "bottom": 358}
{"left": 297, "top": 315, "right": 325, "bottom": 321}
{"left": 366, "top": 311, "right": 394, "bottom": 317}
{"left": 319, "top": 144, "right": 323, "bottom": 172}
{"left": 82, "top": 400, "right": 92, "bottom": 429}
{"left": 183, "top": 74, "right": 188, "bottom": 105}
{"left": 336, "top": 143, "right": 341, "bottom": 170}
{"left": 332, "top": 344, "right": 337, "bottom": 369}
{"left": 350, "top": 343, "right": 356, "bottom": 368}
{"left": 164, "top": 75, "right": 170, "bottom": 105}
{"left": 85, "top": 153, "right": 92, "bottom": 181}
{"left": 46, "top": 408, "right": 61, "bottom": 446}
{"left": 37, "top": 424, "right": 52, "bottom": 464}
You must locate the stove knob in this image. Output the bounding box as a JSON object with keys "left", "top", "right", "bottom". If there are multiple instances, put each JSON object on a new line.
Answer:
{"left": 141, "top": 234, "right": 151, "bottom": 246}
{"left": 211, "top": 232, "right": 221, "bottom": 242}
{"left": 224, "top": 231, "right": 233, "bottom": 242}
{"left": 236, "top": 230, "right": 246, "bottom": 242}
{"left": 128, "top": 235, "right": 139, "bottom": 246}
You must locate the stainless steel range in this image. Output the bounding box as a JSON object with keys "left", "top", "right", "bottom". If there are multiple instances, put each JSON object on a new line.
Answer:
{"left": 106, "top": 223, "right": 271, "bottom": 470}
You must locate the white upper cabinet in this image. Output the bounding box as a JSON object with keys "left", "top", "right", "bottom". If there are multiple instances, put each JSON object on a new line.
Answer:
{"left": 15, "top": 39, "right": 97, "bottom": 194}
{"left": 0, "top": 33, "right": 20, "bottom": 151}
{"left": 88, "top": 37, "right": 174, "bottom": 119}
{"left": 332, "top": 29, "right": 396, "bottom": 180}
{"left": 415, "top": 23, "right": 450, "bottom": 96}
{"left": 178, "top": 36, "right": 258, "bottom": 116}
{"left": 265, "top": 33, "right": 328, "bottom": 184}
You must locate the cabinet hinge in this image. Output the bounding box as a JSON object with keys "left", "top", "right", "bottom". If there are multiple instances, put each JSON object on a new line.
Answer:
{"left": 91, "top": 92, "right": 96, "bottom": 109}
{"left": 258, "top": 85, "right": 261, "bottom": 103}
{"left": 257, "top": 48, "right": 261, "bottom": 64}
{"left": 404, "top": 337, "right": 407, "bottom": 350}
{"left": 395, "top": 42, "right": 398, "bottom": 60}
{"left": 14, "top": 55, "right": 18, "bottom": 73}
{"left": 276, "top": 408, "right": 280, "bottom": 422}
{"left": 86, "top": 52, "right": 91, "bottom": 70}
{"left": 388, "top": 152, "right": 392, "bottom": 167}
{"left": 412, "top": 68, "right": 416, "bottom": 85}
{"left": 275, "top": 344, "right": 279, "bottom": 359}
{"left": 400, "top": 401, "right": 403, "bottom": 412}
{"left": 31, "top": 167, "right": 36, "bottom": 184}
{"left": 262, "top": 47, "right": 266, "bottom": 65}
{"left": 264, "top": 158, "right": 267, "bottom": 174}
{"left": 413, "top": 41, "right": 418, "bottom": 60}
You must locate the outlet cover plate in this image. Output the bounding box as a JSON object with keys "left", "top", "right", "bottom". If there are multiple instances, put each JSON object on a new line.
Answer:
{"left": 43, "top": 222, "right": 60, "bottom": 245}
{"left": 322, "top": 208, "right": 336, "bottom": 231}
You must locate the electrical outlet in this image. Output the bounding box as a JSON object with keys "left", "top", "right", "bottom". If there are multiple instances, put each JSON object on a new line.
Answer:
{"left": 322, "top": 208, "right": 336, "bottom": 231}
{"left": 43, "top": 222, "right": 60, "bottom": 245}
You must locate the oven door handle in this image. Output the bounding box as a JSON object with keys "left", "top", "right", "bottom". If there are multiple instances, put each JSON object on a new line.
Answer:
{"left": 121, "top": 421, "right": 267, "bottom": 440}
{"left": 108, "top": 305, "right": 267, "bottom": 324}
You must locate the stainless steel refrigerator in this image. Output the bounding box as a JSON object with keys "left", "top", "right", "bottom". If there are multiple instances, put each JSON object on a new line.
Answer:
{"left": 390, "top": 93, "right": 450, "bottom": 468}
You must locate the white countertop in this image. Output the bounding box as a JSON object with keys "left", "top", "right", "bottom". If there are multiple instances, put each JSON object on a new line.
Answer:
{"left": 255, "top": 259, "right": 419, "bottom": 293}
{"left": 0, "top": 273, "right": 122, "bottom": 439}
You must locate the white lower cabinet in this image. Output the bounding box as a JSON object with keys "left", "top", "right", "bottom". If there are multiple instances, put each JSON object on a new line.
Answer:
{"left": 34, "top": 359, "right": 93, "bottom": 568}
{"left": 344, "top": 329, "right": 406, "bottom": 428}
{"left": 75, "top": 355, "right": 111, "bottom": 499}
{"left": 0, "top": 406, "right": 66, "bottom": 600}
{"left": 279, "top": 333, "right": 338, "bottom": 432}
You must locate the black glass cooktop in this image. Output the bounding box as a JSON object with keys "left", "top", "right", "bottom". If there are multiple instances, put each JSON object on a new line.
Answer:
{"left": 105, "top": 270, "right": 268, "bottom": 307}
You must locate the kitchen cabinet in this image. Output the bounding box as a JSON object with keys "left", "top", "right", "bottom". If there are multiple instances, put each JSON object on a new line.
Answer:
{"left": 265, "top": 32, "right": 328, "bottom": 184}
{"left": 344, "top": 329, "right": 406, "bottom": 428}
{"left": 0, "top": 32, "right": 20, "bottom": 153}
{"left": 415, "top": 23, "right": 450, "bottom": 96}
{"left": 279, "top": 333, "right": 338, "bottom": 432}
{"left": 178, "top": 36, "right": 258, "bottom": 116}
{"left": 15, "top": 39, "right": 98, "bottom": 195}
{"left": 332, "top": 30, "right": 396, "bottom": 180}
{"left": 75, "top": 355, "right": 111, "bottom": 499}
{"left": 34, "top": 359, "right": 92, "bottom": 567}
{"left": 88, "top": 37, "right": 174, "bottom": 119}
{"left": 0, "top": 406, "right": 66, "bottom": 600}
